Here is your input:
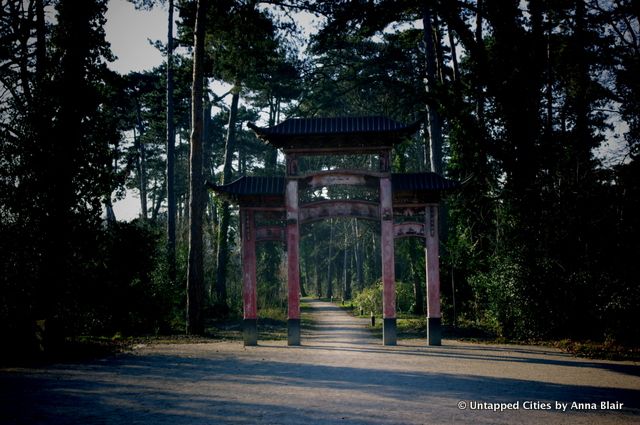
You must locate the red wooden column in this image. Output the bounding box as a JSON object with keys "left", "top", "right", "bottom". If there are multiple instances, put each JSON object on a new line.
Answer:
{"left": 241, "top": 208, "right": 258, "bottom": 346}
{"left": 425, "top": 204, "right": 441, "bottom": 345}
{"left": 379, "top": 175, "right": 397, "bottom": 345}
{"left": 285, "top": 155, "right": 301, "bottom": 345}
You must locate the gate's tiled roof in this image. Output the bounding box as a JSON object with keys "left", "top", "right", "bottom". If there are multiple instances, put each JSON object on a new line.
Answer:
{"left": 207, "top": 173, "right": 458, "bottom": 201}
{"left": 248, "top": 116, "right": 418, "bottom": 136}
{"left": 247, "top": 116, "right": 421, "bottom": 150}
{"left": 391, "top": 172, "right": 459, "bottom": 191}
{"left": 207, "top": 176, "right": 285, "bottom": 197}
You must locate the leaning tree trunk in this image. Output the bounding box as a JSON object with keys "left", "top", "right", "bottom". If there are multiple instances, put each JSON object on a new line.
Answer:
{"left": 214, "top": 82, "right": 240, "bottom": 309}
{"left": 186, "top": 0, "right": 207, "bottom": 335}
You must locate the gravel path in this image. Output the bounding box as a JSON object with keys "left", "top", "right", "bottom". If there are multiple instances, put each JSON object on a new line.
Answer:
{"left": 1, "top": 299, "right": 639, "bottom": 424}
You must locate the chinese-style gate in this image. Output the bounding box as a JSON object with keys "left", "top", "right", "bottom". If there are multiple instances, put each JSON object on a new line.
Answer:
{"left": 208, "top": 117, "right": 456, "bottom": 347}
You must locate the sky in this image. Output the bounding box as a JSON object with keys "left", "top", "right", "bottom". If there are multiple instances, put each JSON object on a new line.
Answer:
{"left": 105, "top": 0, "right": 169, "bottom": 220}
{"left": 105, "top": 0, "right": 167, "bottom": 75}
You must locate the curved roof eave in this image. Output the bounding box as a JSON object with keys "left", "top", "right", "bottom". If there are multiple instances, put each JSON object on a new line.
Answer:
{"left": 247, "top": 116, "right": 421, "bottom": 150}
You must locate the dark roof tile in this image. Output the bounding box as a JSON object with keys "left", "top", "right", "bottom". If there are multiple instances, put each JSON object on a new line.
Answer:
{"left": 206, "top": 176, "right": 285, "bottom": 198}
{"left": 209, "top": 173, "right": 458, "bottom": 198}
{"left": 392, "top": 172, "right": 459, "bottom": 191}
{"left": 248, "top": 116, "right": 416, "bottom": 136}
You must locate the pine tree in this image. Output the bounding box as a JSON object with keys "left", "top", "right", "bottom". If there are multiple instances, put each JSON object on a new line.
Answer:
{"left": 186, "top": 0, "right": 207, "bottom": 335}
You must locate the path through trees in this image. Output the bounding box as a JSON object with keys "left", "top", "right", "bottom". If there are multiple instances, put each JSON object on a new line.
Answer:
{"left": 2, "top": 300, "right": 639, "bottom": 424}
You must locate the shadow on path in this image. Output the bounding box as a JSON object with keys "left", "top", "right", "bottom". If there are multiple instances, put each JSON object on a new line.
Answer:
{"left": 2, "top": 350, "right": 639, "bottom": 425}
{"left": 300, "top": 299, "right": 640, "bottom": 378}
{"left": 1, "top": 298, "right": 639, "bottom": 424}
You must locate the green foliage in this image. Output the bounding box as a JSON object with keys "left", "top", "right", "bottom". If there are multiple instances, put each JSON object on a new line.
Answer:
{"left": 83, "top": 221, "right": 182, "bottom": 335}
{"left": 467, "top": 255, "right": 529, "bottom": 338}
{"left": 353, "top": 283, "right": 382, "bottom": 316}
{"left": 3, "top": 0, "right": 639, "bottom": 353}
{"left": 257, "top": 242, "right": 285, "bottom": 309}
{"left": 352, "top": 281, "right": 414, "bottom": 316}
{"left": 395, "top": 281, "right": 415, "bottom": 315}
{"left": 1, "top": 0, "right": 124, "bottom": 356}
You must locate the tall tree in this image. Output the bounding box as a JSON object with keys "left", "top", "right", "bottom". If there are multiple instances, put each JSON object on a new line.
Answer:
{"left": 119, "top": 69, "right": 170, "bottom": 222}
{"left": 423, "top": 4, "right": 444, "bottom": 173}
{"left": 128, "top": 0, "right": 179, "bottom": 281}
{"left": 1, "top": 0, "right": 124, "bottom": 348}
{"left": 201, "top": 1, "right": 300, "bottom": 310}
{"left": 214, "top": 82, "right": 240, "bottom": 308}
{"left": 166, "top": 0, "right": 177, "bottom": 282}
{"left": 186, "top": 0, "right": 207, "bottom": 335}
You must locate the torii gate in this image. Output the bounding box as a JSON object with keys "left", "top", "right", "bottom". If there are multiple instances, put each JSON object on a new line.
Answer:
{"left": 208, "top": 117, "right": 456, "bottom": 347}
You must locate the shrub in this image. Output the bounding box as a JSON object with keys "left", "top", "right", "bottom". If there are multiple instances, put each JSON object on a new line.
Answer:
{"left": 79, "top": 220, "right": 179, "bottom": 335}
{"left": 352, "top": 280, "right": 414, "bottom": 316}
{"left": 353, "top": 282, "right": 382, "bottom": 315}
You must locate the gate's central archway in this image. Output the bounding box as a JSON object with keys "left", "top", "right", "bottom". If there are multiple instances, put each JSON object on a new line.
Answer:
{"left": 208, "top": 116, "right": 457, "bottom": 347}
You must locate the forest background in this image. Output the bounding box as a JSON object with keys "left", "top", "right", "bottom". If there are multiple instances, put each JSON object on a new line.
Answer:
{"left": 1, "top": 0, "right": 638, "bottom": 359}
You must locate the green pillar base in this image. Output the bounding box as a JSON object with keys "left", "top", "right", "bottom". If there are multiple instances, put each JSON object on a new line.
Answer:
{"left": 288, "top": 319, "right": 301, "bottom": 346}
{"left": 383, "top": 318, "right": 397, "bottom": 346}
{"left": 427, "top": 317, "right": 441, "bottom": 346}
{"left": 243, "top": 319, "right": 258, "bottom": 346}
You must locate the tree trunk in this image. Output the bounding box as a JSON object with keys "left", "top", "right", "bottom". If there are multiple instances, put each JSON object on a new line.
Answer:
{"left": 433, "top": 13, "right": 446, "bottom": 84}
{"left": 352, "top": 219, "right": 364, "bottom": 292}
{"left": 134, "top": 100, "right": 148, "bottom": 219}
{"left": 343, "top": 233, "right": 351, "bottom": 300}
{"left": 186, "top": 0, "right": 207, "bottom": 335}
{"left": 35, "top": 0, "right": 46, "bottom": 85}
{"left": 214, "top": 83, "right": 240, "bottom": 309}
{"left": 450, "top": 264, "right": 456, "bottom": 327}
{"left": 372, "top": 229, "right": 380, "bottom": 281}
{"left": 32, "top": 0, "right": 48, "bottom": 178}
{"left": 423, "top": 5, "right": 444, "bottom": 174}
{"left": 105, "top": 200, "right": 116, "bottom": 223}
{"left": 238, "top": 137, "right": 246, "bottom": 174}
{"left": 265, "top": 94, "right": 278, "bottom": 171}
{"left": 448, "top": 26, "right": 460, "bottom": 86}
{"left": 166, "top": 0, "right": 177, "bottom": 282}
{"left": 411, "top": 239, "right": 425, "bottom": 315}
{"left": 326, "top": 219, "right": 334, "bottom": 299}
{"left": 301, "top": 257, "right": 308, "bottom": 297}
{"left": 545, "top": 16, "right": 553, "bottom": 137}
{"left": 314, "top": 231, "right": 321, "bottom": 297}
{"left": 573, "top": 0, "right": 590, "bottom": 175}
{"left": 262, "top": 93, "right": 280, "bottom": 299}
{"left": 152, "top": 178, "right": 164, "bottom": 220}
{"left": 475, "top": 0, "right": 485, "bottom": 126}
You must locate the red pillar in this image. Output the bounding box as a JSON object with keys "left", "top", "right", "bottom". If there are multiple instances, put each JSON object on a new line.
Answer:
{"left": 425, "top": 204, "right": 441, "bottom": 345}
{"left": 285, "top": 178, "right": 301, "bottom": 345}
{"left": 241, "top": 208, "right": 258, "bottom": 346}
{"left": 380, "top": 176, "right": 396, "bottom": 345}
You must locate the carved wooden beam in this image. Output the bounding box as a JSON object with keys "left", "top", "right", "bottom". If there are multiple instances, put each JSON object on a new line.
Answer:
{"left": 255, "top": 226, "right": 286, "bottom": 243}
{"left": 299, "top": 200, "right": 380, "bottom": 224}
{"left": 393, "top": 222, "right": 426, "bottom": 239}
{"left": 254, "top": 210, "right": 285, "bottom": 221}
{"left": 299, "top": 170, "right": 383, "bottom": 189}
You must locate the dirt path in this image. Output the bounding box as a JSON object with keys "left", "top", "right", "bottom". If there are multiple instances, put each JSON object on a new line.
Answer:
{"left": 2, "top": 299, "right": 639, "bottom": 424}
